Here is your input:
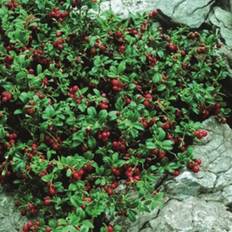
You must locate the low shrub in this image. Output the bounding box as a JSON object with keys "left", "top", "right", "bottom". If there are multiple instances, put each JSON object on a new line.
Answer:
{"left": 0, "top": 1, "right": 230, "bottom": 231}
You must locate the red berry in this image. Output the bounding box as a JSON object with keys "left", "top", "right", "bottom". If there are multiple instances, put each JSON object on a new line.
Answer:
{"left": 112, "top": 140, "right": 126, "bottom": 152}
{"left": 192, "top": 165, "right": 200, "bottom": 173}
{"left": 162, "top": 122, "right": 171, "bottom": 130}
{"left": 48, "top": 184, "right": 57, "bottom": 196}
{"left": 201, "top": 109, "right": 209, "bottom": 119}
{"left": 118, "top": 45, "right": 125, "bottom": 54}
{"left": 158, "top": 150, "right": 166, "bottom": 159}
{"left": 194, "top": 129, "right": 208, "bottom": 139}
{"left": 124, "top": 96, "right": 131, "bottom": 105}
{"left": 105, "top": 186, "right": 113, "bottom": 195}
{"left": 181, "top": 50, "right": 186, "bottom": 56}
{"left": 112, "top": 167, "right": 120, "bottom": 176}
{"left": 111, "top": 181, "right": 119, "bottom": 189}
{"left": 8, "top": 132, "right": 17, "bottom": 140}
{"left": 140, "top": 118, "right": 149, "bottom": 128}
{"left": 128, "top": 28, "right": 139, "bottom": 36}
{"left": 149, "top": 9, "right": 158, "bottom": 18}
{"left": 4, "top": 55, "right": 13, "bottom": 64}
{"left": 187, "top": 161, "right": 195, "bottom": 169}
{"left": 167, "top": 43, "right": 178, "bottom": 53}
{"left": 114, "top": 31, "right": 123, "bottom": 38}
{"left": 43, "top": 196, "right": 52, "bottom": 206}
{"left": 84, "top": 163, "right": 94, "bottom": 172}
{"left": 146, "top": 54, "right": 157, "bottom": 66}
{"left": 45, "top": 227, "right": 52, "bottom": 232}
{"left": 111, "top": 79, "right": 124, "bottom": 92}
{"left": 1, "top": 91, "right": 12, "bottom": 102}
{"left": 213, "top": 103, "right": 221, "bottom": 114}
{"left": 98, "top": 130, "right": 110, "bottom": 142}
{"left": 72, "top": 171, "right": 81, "bottom": 180}
{"left": 143, "top": 100, "right": 152, "bottom": 108}
{"left": 6, "top": 0, "right": 18, "bottom": 10}
{"left": 197, "top": 46, "right": 207, "bottom": 54}
{"left": 172, "top": 170, "right": 180, "bottom": 177}
{"left": 99, "top": 101, "right": 109, "bottom": 109}
{"left": 133, "top": 175, "right": 141, "bottom": 181}
{"left": 107, "top": 225, "right": 114, "bottom": 232}
{"left": 195, "top": 159, "right": 202, "bottom": 165}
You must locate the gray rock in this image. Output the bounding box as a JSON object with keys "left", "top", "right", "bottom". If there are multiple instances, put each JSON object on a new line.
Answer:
{"left": 215, "top": 167, "right": 232, "bottom": 189}
{"left": 222, "top": 186, "right": 232, "bottom": 205}
{"left": 155, "top": 0, "right": 215, "bottom": 28}
{"left": 165, "top": 171, "right": 217, "bottom": 199}
{"left": 149, "top": 197, "right": 232, "bottom": 232}
{"left": 0, "top": 187, "right": 26, "bottom": 232}
{"left": 217, "top": 46, "right": 232, "bottom": 77}
{"left": 209, "top": 7, "right": 232, "bottom": 47}
{"left": 127, "top": 208, "right": 160, "bottom": 232}
{"left": 100, "top": 0, "right": 158, "bottom": 18}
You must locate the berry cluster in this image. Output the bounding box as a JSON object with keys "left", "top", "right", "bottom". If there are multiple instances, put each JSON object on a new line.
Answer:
{"left": 22, "top": 220, "right": 40, "bottom": 232}
{"left": 193, "top": 129, "right": 208, "bottom": 139}
{"left": 53, "top": 38, "right": 65, "bottom": 50}
{"left": 111, "top": 79, "right": 124, "bottom": 92}
{"left": 188, "top": 159, "right": 202, "bottom": 173}
{"left": 98, "top": 130, "right": 111, "bottom": 142}
{"left": 112, "top": 140, "right": 127, "bottom": 152}
{"left": 48, "top": 8, "right": 69, "bottom": 21}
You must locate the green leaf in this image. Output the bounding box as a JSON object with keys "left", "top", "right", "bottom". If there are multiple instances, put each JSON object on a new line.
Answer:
{"left": 146, "top": 140, "right": 156, "bottom": 149}
{"left": 157, "top": 128, "right": 166, "bottom": 140}
{"left": 14, "top": 109, "right": 23, "bottom": 115}
{"left": 70, "top": 196, "right": 81, "bottom": 208}
{"left": 162, "top": 140, "right": 174, "bottom": 151}
{"left": 118, "top": 61, "right": 126, "bottom": 73}
{"left": 41, "top": 173, "right": 53, "bottom": 182}
{"left": 87, "top": 107, "right": 97, "bottom": 117}
{"left": 36, "top": 64, "right": 42, "bottom": 74}
{"left": 19, "top": 92, "right": 34, "bottom": 103}
{"left": 98, "top": 110, "right": 108, "bottom": 122}
{"left": 43, "top": 105, "right": 56, "bottom": 119}
{"left": 109, "top": 111, "right": 117, "bottom": 121}
{"left": 66, "top": 168, "right": 72, "bottom": 177}
{"left": 87, "top": 136, "right": 96, "bottom": 149}
{"left": 157, "top": 84, "right": 166, "bottom": 92}
{"left": 0, "top": 126, "right": 6, "bottom": 139}
{"left": 80, "top": 220, "right": 94, "bottom": 232}
{"left": 152, "top": 73, "right": 162, "bottom": 83}
{"left": 128, "top": 210, "right": 137, "bottom": 222}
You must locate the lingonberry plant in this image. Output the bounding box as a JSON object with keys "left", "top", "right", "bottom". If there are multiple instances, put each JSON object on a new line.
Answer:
{"left": 0, "top": 0, "right": 231, "bottom": 231}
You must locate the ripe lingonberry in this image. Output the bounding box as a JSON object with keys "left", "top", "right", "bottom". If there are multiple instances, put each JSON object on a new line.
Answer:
{"left": 72, "top": 169, "right": 84, "bottom": 180}
{"left": 146, "top": 54, "right": 157, "bottom": 66}
{"left": 112, "top": 167, "right": 121, "bottom": 176}
{"left": 167, "top": 43, "right": 178, "bottom": 52}
{"left": 194, "top": 129, "right": 208, "bottom": 139}
{"left": 43, "top": 196, "right": 52, "bottom": 206}
{"left": 149, "top": 9, "right": 158, "bottom": 18}
{"left": 107, "top": 225, "right": 114, "bottom": 232}
{"left": 172, "top": 170, "right": 180, "bottom": 177}
{"left": 98, "top": 130, "right": 110, "bottom": 142}
{"left": 112, "top": 140, "right": 126, "bottom": 152}
{"left": 118, "top": 44, "right": 126, "bottom": 53}
{"left": 48, "top": 184, "right": 57, "bottom": 196}
{"left": 192, "top": 165, "right": 200, "bottom": 173}
{"left": 1, "top": 91, "right": 12, "bottom": 102}
{"left": 111, "top": 79, "right": 124, "bottom": 92}
{"left": 99, "top": 101, "right": 109, "bottom": 109}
